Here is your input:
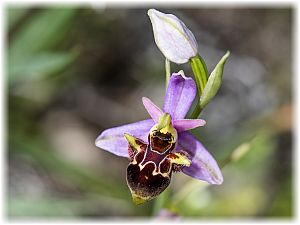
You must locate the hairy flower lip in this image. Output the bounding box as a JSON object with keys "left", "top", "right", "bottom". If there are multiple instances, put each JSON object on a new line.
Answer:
{"left": 148, "top": 9, "right": 198, "bottom": 64}
{"left": 95, "top": 73, "right": 223, "bottom": 185}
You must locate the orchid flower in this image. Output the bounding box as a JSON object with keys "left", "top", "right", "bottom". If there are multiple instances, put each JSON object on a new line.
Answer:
{"left": 95, "top": 72, "right": 223, "bottom": 204}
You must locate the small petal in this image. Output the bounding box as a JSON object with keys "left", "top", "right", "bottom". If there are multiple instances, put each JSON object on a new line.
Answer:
{"left": 164, "top": 73, "right": 197, "bottom": 120}
{"left": 95, "top": 119, "right": 155, "bottom": 157}
{"left": 173, "top": 119, "right": 206, "bottom": 132}
{"left": 148, "top": 9, "right": 198, "bottom": 64}
{"left": 142, "top": 97, "right": 163, "bottom": 123}
{"left": 178, "top": 132, "right": 223, "bottom": 184}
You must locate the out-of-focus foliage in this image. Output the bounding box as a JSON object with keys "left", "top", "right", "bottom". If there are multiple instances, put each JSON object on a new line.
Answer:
{"left": 7, "top": 7, "right": 293, "bottom": 219}
{"left": 8, "top": 8, "right": 79, "bottom": 84}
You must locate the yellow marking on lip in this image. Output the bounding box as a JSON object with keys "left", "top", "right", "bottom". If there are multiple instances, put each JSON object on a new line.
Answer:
{"left": 131, "top": 193, "right": 148, "bottom": 205}
{"left": 152, "top": 169, "right": 171, "bottom": 178}
{"left": 168, "top": 152, "right": 191, "bottom": 166}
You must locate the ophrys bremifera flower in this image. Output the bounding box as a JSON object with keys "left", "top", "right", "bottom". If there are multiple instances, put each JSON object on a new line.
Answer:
{"left": 95, "top": 72, "right": 223, "bottom": 204}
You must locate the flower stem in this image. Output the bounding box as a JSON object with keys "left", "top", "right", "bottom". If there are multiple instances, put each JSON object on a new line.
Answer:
{"left": 171, "top": 180, "right": 208, "bottom": 207}
{"left": 189, "top": 54, "right": 209, "bottom": 118}
{"left": 190, "top": 104, "right": 202, "bottom": 119}
{"left": 165, "top": 58, "right": 171, "bottom": 91}
{"left": 152, "top": 187, "right": 170, "bottom": 216}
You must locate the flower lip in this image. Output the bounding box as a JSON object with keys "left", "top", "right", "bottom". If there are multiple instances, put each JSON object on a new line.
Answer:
{"left": 147, "top": 9, "right": 198, "bottom": 64}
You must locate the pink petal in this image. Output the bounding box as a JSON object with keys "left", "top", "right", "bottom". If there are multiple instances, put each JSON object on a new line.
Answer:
{"left": 164, "top": 73, "right": 197, "bottom": 120}
{"left": 173, "top": 119, "right": 206, "bottom": 132}
{"left": 95, "top": 119, "right": 155, "bottom": 157}
{"left": 142, "top": 97, "right": 163, "bottom": 123}
{"left": 178, "top": 131, "right": 223, "bottom": 185}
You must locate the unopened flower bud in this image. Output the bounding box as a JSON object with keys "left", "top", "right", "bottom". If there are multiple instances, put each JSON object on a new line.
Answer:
{"left": 148, "top": 9, "right": 198, "bottom": 64}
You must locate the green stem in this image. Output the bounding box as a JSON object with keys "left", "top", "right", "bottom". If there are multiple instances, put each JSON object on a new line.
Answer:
{"left": 189, "top": 54, "right": 209, "bottom": 118}
{"left": 165, "top": 58, "right": 171, "bottom": 91}
{"left": 171, "top": 180, "right": 208, "bottom": 207}
{"left": 190, "top": 104, "right": 202, "bottom": 119}
{"left": 152, "top": 187, "right": 170, "bottom": 216}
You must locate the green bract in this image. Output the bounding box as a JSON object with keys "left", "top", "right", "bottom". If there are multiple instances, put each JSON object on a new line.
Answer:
{"left": 199, "top": 51, "right": 230, "bottom": 109}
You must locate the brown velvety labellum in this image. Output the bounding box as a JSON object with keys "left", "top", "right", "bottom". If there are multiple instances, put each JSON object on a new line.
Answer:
{"left": 126, "top": 131, "right": 176, "bottom": 204}
{"left": 127, "top": 162, "right": 170, "bottom": 202}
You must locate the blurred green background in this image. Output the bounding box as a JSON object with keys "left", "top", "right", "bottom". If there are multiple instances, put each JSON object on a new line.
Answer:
{"left": 7, "top": 6, "right": 293, "bottom": 218}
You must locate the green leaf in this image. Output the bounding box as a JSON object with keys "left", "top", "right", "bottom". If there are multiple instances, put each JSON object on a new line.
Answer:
{"left": 9, "top": 51, "right": 79, "bottom": 84}
{"left": 7, "top": 7, "right": 29, "bottom": 29}
{"left": 8, "top": 195, "right": 133, "bottom": 217}
{"left": 199, "top": 51, "right": 230, "bottom": 109}
{"left": 9, "top": 8, "right": 78, "bottom": 65}
{"left": 9, "top": 130, "right": 129, "bottom": 200}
